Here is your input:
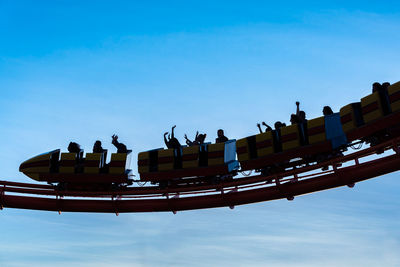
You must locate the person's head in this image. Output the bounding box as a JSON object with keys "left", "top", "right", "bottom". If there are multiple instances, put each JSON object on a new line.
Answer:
{"left": 382, "top": 82, "right": 391, "bottom": 90}
{"left": 198, "top": 134, "right": 206, "bottom": 144}
{"left": 372, "top": 82, "right": 382, "bottom": 93}
{"left": 274, "top": 121, "right": 282, "bottom": 129}
{"left": 323, "top": 106, "right": 333, "bottom": 116}
{"left": 217, "top": 129, "right": 224, "bottom": 137}
{"left": 94, "top": 140, "right": 102, "bottom": 147}
{"left": 68, "top": 142, "right": 80, "bottom": 152}
{"left": 290, "top": 114, "right": 298, "bottom": 124}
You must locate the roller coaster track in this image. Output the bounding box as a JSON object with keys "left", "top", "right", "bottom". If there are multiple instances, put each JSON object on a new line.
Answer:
{"left": 1, "top": 137, "right": 400, "bottom": 214}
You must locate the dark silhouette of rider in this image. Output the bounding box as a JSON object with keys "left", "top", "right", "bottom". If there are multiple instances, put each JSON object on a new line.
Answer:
{"left": 112, "top": 134, "right": 128, "bottom": 153}
{"left": 185, "top": 131, "right": 207, "bottom": 146}
{"left": 372, "top": 82, "right": 382, "bottom": 93}
{"left": 93, "top": 140, "right": 106, "bottom": 153}
{"left": 164, "top": 125, "right": 181, "bottom": 149}
{"left": 295, "top": 101, "right": 307, "bottom": 123}
{"left": 382, "top": 82, "right": 391, "bottom": 91}
{"left": 257, "top": 122, "right": 273, "bottom": 133}
{"left": 68, "top": 142, "right": 81, "bottom": 153}
{"left": 323, "top": 106, "right": 334, "bottom": 116}
{"left": 215, "top": 129, "right": 228, "bottom": 143}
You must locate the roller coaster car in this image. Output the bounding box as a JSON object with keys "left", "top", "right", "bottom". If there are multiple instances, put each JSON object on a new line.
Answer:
{"left": 341, "top": 81, "right": 400, "bottom": 143}
{"left": 237, "top": 114, "right": 347, "bottom": 172}
{"left": 237, "top": 81, "right": 400, "bottom": 173}
{"left": 19, "top": 149, "right": 133, "bottom": 190}
{"left": 138, "top": 140, "right": 239, "bottom": 186}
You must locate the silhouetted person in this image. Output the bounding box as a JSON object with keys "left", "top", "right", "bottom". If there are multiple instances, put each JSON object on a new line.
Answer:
{"left": 290, "top": 114, "right": 299, "bottom": 125}
{"left": 164, "top": 125, "right": 181, "bottom": 149}
{"left": 382, "top": 82, "right": 391, "bottom": 91}
{"left": 197, "top": 134, "right": 206, "bottom": 144}
{"left": 68, "top": 142, "right": 81, "bottom": 153}
{"left": 215, "top": 129, "right": 228, "bottom": 143}
{"left": 298, "top": 110, "right": 307, "bottom": 123}
{"left": 295, "top": 101, "right": 307, "bottom": 123}
{"left": 93, "top": 140, "right": 106, "bottom": 153}
{"left": 185, "top": 131, "right": 207, "bottom": 146}
{"left": 274, "top": 121, "right": 284, "bottom": 130}
{"left": 323, "top": 106, "right": 334, "bottom": 116}
{"left": 372, "top": 82, "right": 382, "bottom": 93}
{"left": 112, "top": 134, "right": 128, "bottom": 153}
{"left": 257, "top": 122, "right": 273, "bottom": 133}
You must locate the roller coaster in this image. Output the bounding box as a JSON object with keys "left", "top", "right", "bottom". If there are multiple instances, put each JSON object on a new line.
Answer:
{"left": 2, "top": 81, "right": 400, "bottom": 214}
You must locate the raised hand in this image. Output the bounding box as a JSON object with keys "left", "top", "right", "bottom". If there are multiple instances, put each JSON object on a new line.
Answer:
{"left": 296, "top": 101, "right": 300, "bottom": 106}
{"left": 164, "top": 132, "right": 169, "bottom": 136}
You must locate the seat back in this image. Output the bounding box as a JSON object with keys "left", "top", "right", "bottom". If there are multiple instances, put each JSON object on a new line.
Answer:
{"left": 208, "top": 143, "right": 225, "bottom": 166}
{"left": 236, "top": 137, "right": 251, "bottom": 162}
{"left": 340, "top": 102, "right": 364, "bottom": 134}
{"left": 388, "top": 82, "right": 400, "bottom": 112}
{"left": 280, "top": 124, "right": 301, "bottom": 151}
{"left": 361, "top": 92, "right": 385, "bottom": 124}
{"left": 84, "top": 152, "right": 106, "bottom": 174}
{"left": 157, "top": 149, "right": 175, "bottom": 172}
{"left": 255, "top": 131, "right": 274, "bottom": 157}
{"left": 59, "top": 153, "right": 78, "bottom": 173}
{"left": 182, "top": 146, "right": 200, "bottom": 169}
{"left": 307, "top": 116, "right": 326, "bottom": 145}
{"left": 109, "top": 151, "right": 132, "bottom": 174}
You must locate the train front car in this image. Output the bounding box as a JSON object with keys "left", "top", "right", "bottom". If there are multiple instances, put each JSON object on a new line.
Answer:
{"left": 138, "top": 140, "right": 239, "bottom": 187}
{"left": 236, "top": 115, "right": 343, "bottom": 174}
{"left": 19, "top": 149, "right": 133, "bottom": 191}
{"left": 19, "top": 149, "right": 61, "bottom": 181}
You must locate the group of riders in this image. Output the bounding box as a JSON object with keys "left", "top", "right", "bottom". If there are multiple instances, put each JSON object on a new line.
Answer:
{"left": 67, "top": 81, "right": 391, "bottom": 157}
{"left": 66, "top": 129, "right": 229, "bottom": 155}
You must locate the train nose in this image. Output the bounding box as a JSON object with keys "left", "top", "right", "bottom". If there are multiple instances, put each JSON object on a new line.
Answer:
{"left": 19, "top": 149, "right": 60, "bottom": 181}
{"left": 19, "top": 162, "right": 28, "bottom": 172}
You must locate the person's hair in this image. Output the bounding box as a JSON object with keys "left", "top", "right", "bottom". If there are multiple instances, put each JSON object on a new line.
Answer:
{"left": 372, "top": 82, "right": 382, "bottom": 93}
{"left": 382, "top": 82, "right": 391, "bottom": 89}
{"left": 198, "top": 134, "right": 206, "bottom": 143}
{"left": 68, "top": 142, "right": 80, "bottom": 152}
{"left": 323, "top": 106, "right": 333, "bottom": 116}
{"left": 290, "top": 114, "right": 299, "bottom": 124}
{"left": 217, "top": 129, "right": 224, "bottom": 135}
{"left": 299, "top": 111, "right": 306, "bottom": 119}
{"left": 274, "top": 121, "right": 282, "bottom": 129}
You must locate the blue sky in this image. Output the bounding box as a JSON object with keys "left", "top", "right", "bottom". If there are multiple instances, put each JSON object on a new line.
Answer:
{"left": 1, "top": 1, "right": 400, "bottom": 266}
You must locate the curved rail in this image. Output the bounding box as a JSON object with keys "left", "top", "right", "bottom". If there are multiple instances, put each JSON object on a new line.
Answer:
{"left": 1, "top": 138, "right": 400, "bottom": 213}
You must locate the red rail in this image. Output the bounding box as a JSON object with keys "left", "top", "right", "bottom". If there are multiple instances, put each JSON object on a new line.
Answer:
{"left": 1, "top": 138, "right": 399, "bottom": 213}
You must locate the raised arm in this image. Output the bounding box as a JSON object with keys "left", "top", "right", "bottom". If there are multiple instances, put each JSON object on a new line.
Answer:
{"left": 296, "top": 101, "right": 300, "bottom": 116}
{"left": 262, "top": 122, "right": 272, "bottom": 132}
{"left": 257, "top": 123, "right": 263, "bottom": 134}
{"left": 171, "top": 125, "right": 176, "bottom": 139}
{"left": 112, "top": 134, "right": 119, "bottom": 146}
{"left": 164, "top": 132, "right": 169, "bottom": 147}
{"left": 184, "top": 134, "right": 192, "bottom": 146}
